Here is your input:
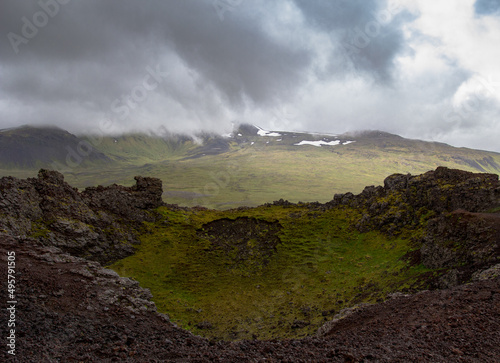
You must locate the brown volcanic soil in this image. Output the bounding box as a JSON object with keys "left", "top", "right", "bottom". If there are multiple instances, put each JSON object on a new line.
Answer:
{"left": 2, "top": 235, "right": 500, "bottom": 362}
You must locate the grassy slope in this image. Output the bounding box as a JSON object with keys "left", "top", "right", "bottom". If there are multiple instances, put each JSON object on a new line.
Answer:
{"left": 72, "top": 139, "right": 500, "bottom": 209}
{"left": 88, "top": 134, "right": 196, "bottom": 163}
{"left": 0, "top": 126, "right": 111, "bottom": 169}
{"left": 111, "top": 204, "right": 432, "bottom": 341}
{"left": 2, "top": 131, "right": 500, "bottom": 209}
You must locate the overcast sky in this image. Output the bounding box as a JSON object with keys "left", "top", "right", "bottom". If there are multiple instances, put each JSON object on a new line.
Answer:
{"left": 1, "top": 0, "right": 500, "bottom": 151}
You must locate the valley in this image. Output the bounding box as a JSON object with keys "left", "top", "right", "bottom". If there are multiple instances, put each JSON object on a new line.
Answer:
{"left": 0, "top": 165, "right": 499, "bottom": 360}
{"left": 2, "top": 125, "right": 500, "bottom": 209}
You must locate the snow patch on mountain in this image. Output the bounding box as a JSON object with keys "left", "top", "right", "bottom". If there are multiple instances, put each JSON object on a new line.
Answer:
{"left": 294, "top": 140, "right": 341, "bottom": 147}
{"left": 256, "top": 126, "right": 282, "bottom": 137}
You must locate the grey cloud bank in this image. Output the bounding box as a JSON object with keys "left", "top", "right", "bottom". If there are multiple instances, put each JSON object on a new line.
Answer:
{"left": 1, "top": 0, "right": 499, "bottom": 152}
{"left": 475, "top": 0, "right": 500, "bottom": 15}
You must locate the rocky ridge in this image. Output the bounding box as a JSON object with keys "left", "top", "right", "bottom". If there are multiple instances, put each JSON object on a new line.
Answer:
{"left": 328, "top": 166, "right": 500, "bottom": 233}
{"left": 324, "top": 166, "right": 500, "bottom": 288}
{"left": 0, "top": 169, "right": 163, "bottom": 264}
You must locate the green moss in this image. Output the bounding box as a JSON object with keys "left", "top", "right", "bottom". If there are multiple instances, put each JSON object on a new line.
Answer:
{"left": 110, "top": 205, "right": 434, "bottom": 341}
{"left": 29, "top": 223, "right": 50, "bottom": 239}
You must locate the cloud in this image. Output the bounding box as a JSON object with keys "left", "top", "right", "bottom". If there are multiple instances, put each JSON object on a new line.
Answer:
{"left": 292, "top": 0, "right": 409, "bottom": 81}
{"left": 0, "top": 0, "right": 499, "bottom": 152}
{"left": 475, "top": 0, "right": 500, "bottom": 15}
{"left": 0, "top": 0, "right": 316, "bottom": 134}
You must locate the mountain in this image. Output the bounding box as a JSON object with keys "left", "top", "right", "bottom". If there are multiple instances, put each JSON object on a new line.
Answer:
{"left": 1, "top": 124, "right": 500, "bottom": 208}
{"left": 86, "top": 132, "right": 195, "bottom": 163}
{"left": 0, "top": 125, "right": 111, "bottom": 169}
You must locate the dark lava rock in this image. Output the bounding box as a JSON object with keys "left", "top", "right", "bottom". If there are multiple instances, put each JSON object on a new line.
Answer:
{"left": 1, "top": 167, "right": 500, "bottom": 361}
{"left": 0, "top": 169, "right": 164, "bottom": 264}
{"left": 82, "top": 175, "right": 163, "bottom": 222}
{"left": 198, "top": 217, "right": 282, "bottom": 272}
{"left": 421, "top": 210, "right": 500, "bottom": 269}
{"left": 417, "top": 210, "right": 500, "bottom": 288}
{"left": 329, "top": 167, "right": 500, "bottom": 289}
{"left": 328, "top": 166, "right": 500, "bottom": 234}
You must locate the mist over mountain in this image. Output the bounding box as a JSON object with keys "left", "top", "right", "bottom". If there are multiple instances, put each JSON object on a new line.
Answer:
{"left": 2, "top": 1, "right": 500, "bottom": 152}
{"left": 0, "top": 125, "right": 110, "bottom": 169}
{"left": 1, "top": 124, "right": 500, "bottom": 209}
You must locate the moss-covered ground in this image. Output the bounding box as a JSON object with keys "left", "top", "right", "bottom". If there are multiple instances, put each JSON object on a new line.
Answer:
{"left": 111, "top": 204, "right": 433, "bottom": 340}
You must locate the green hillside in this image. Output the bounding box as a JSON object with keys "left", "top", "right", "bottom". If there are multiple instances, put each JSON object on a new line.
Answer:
{"left": 86, "top": 133, "right": 196, "bottom": 163}
{"left": 0, "top": 125, "right": 111, "bottom": 169}
{"left": 1, "top": 125, "right": 500, "bottom": 209}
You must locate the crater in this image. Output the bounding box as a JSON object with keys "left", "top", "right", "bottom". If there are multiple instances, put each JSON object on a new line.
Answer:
{"left": 198, "top": 217, "right": 282, "bottom": 272}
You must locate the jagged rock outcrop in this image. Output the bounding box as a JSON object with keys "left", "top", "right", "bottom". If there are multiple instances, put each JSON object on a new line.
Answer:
{"left": 328, "top": 166, "right": 500, "bottom": 234}
{"left": 82, "top": 176, "right": 163, "bottom": 222}
{"left": 421, "top": 210, "right": 500, "bottom": 269}
{"left": 418, "top": 210, "right": 500, "bottom": 288}
{"left": 0, "top": 169, "right": 164, "bottom": 264}
{"left": 326, "top": 167, "right": 500, "bottom": 288}
{"left": 198, "top": 217, "right": 282, "bottom": 272}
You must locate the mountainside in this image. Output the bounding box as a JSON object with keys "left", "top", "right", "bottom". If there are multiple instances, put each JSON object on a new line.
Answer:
{"left": 0, "top": 167, "right": 499, "bottom": 360}
{"left": 1, "top": 125, "right": 500, "bottom": 209}
{"left": 0, "top": 126, "right": 111, "bottom": 169}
